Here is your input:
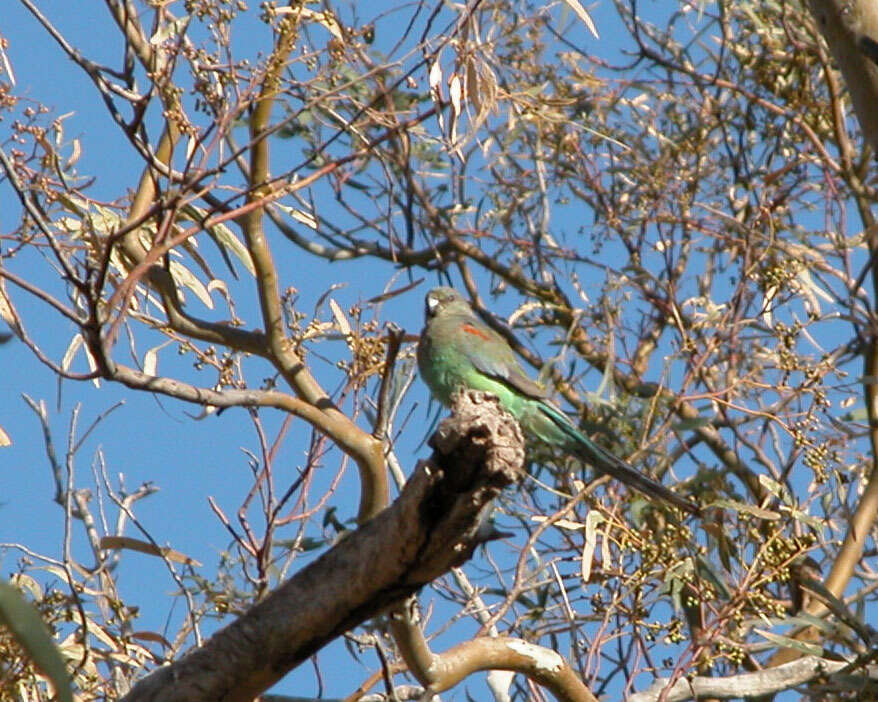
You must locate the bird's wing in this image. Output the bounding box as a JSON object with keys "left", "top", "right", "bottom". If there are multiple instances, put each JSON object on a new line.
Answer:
{"left": 454, "top": 318, "right": 551, "bottom": 400}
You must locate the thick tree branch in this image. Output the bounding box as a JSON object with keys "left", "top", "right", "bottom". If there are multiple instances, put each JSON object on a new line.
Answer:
{"left": 120, "top": 390, "right": 527, "bottom": 702}
{"left": 397, "top": 633, "right": 597, "bottom": 702}
{"left": 629, "top": 654, "right": 878, "bottom": 702}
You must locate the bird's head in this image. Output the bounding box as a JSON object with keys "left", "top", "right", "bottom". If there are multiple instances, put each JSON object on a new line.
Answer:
{"left": 424, "top": 286, "right": 473, "bottom": 320}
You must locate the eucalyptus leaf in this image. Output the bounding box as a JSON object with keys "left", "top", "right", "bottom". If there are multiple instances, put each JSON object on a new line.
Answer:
{"left": 0, "top": 581, "right": 73, "bottom": 702}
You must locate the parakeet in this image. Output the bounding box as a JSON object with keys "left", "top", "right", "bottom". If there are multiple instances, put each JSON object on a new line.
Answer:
{"left": 417, "top": 286, "right": 699, "bottom": 515}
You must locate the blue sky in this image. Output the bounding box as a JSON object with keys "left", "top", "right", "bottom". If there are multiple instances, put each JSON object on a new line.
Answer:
{"left": 0, "top": 2, "right": 605, "bottom": 697}
{"left": 1, "top": 1, "right": 865, "bottom": 700}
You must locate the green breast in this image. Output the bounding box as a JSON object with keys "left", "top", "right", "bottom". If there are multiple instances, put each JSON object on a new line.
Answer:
{"left": 417, "top": 329, "right": 470, "bottom": 406}
{"left": 417, "top": 324, "right": 526, "bottom": 419}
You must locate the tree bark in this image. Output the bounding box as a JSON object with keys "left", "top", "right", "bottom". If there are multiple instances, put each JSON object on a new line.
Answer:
{"left": 629, "top": 655, "right": 878, "bottom": 702}
{"left": 808, "top": 0, "right": 878, "bottom": 153}
{"left": 121, "top": 390, "right": 525, "bottom": 702}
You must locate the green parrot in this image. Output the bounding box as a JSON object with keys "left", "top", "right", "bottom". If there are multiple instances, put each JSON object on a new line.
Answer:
{"left": 417, "top": 286, "right": 699, "bottom": 515}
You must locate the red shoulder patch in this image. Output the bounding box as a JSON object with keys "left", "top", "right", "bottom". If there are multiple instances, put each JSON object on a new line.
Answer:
{"left": 461, "top": 323, "right": 491, "bottom": 341}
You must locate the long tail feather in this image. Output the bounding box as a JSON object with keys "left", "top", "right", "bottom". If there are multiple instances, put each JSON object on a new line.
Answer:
{"left": 540, "top": 405, "right": 700, "bottom": 515}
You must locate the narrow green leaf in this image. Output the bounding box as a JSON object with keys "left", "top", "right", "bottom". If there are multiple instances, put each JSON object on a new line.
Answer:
{"left": 757, "top": 474, "right": 792, "bottom": 505}
{"left": 0, "top": 581, "right": 73, "bottom": 702}
{"left": 179, "top": 204, "right": 255, "bottom": 276}
{"left": 754, "top": 628, "right": 824, "bottom": 657}
{"left": 709, "top": 498, "right": 780, "bottom": 520}
{"left": 789, "top": 508, "right": 824, "bottom": 532}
